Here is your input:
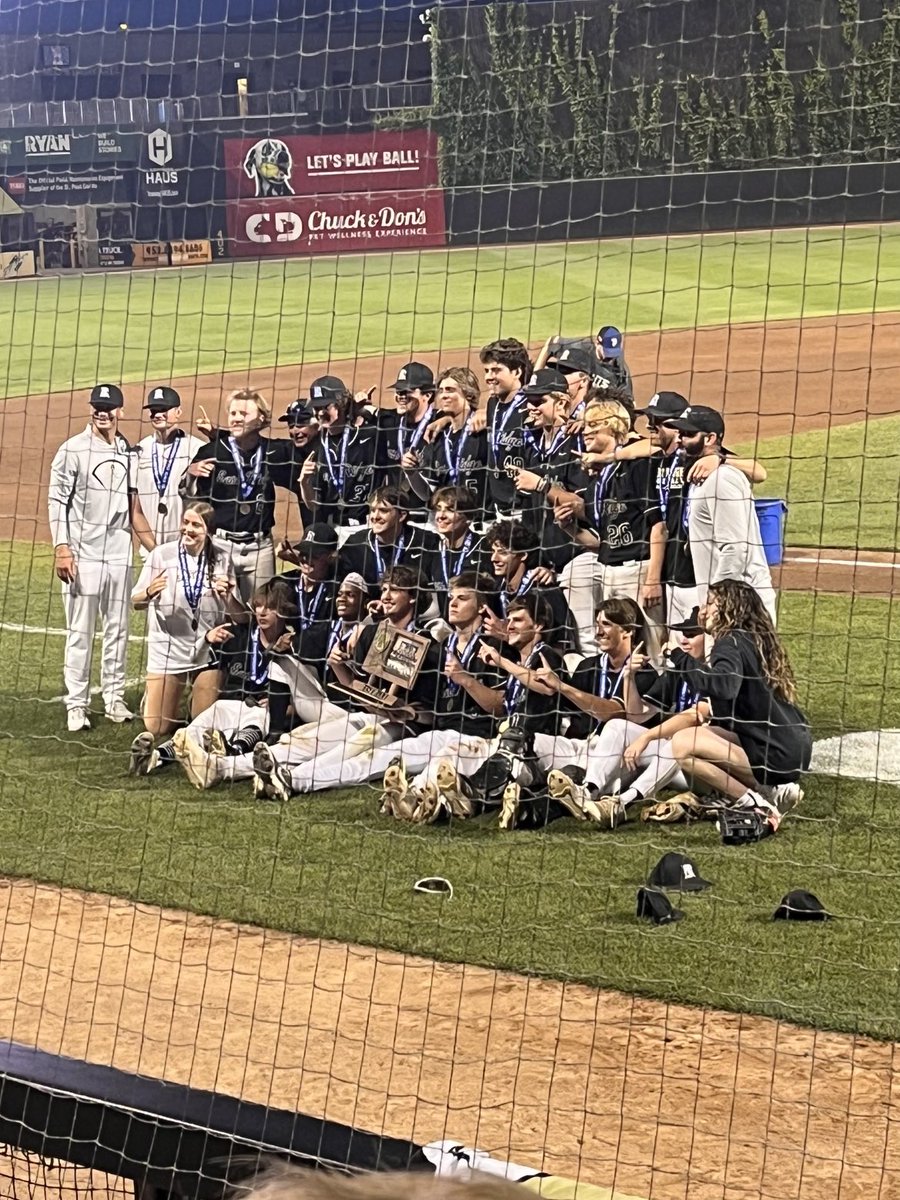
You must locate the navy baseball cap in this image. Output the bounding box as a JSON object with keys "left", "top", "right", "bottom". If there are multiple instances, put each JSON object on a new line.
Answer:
{"left": 89, "top": 384, "right": 124, "bottom": 410}
{"left": 391, "top": 362, "right": 435, "bottom": 393}
{"left": 635, "top": 391, "right": 689, "bottom": 419}
{"left": 522, "top": 367, "right": 570, "bottom": 398}
{"left": 665, "top": 405, "right": 726, "bottom": 438}
{"left": 144, "top": 386, "right": 181, "bottom": 411}
{"left": 309, "top": 376, "right": 348, "bottom": 408}
{"left": 598, "top": 326, "right": 624, "bottom": 358}
{"left": 279, "top": 400, "right": 315, "bottom": 425}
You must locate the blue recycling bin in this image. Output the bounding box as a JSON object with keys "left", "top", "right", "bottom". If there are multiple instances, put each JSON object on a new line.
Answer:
{"left": 754, "top": 498, "right": 787, "bottom": 566}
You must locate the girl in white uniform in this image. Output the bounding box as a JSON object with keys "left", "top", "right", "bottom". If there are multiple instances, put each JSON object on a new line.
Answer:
{"left": 132, "top": 501, "right": 242, "bottom": 736}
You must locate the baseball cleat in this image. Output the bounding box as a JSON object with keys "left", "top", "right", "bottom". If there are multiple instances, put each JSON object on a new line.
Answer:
{"left": 773, "top": 781, "right": 804, "bottom": 817}
{"left": 435, "top": 760, "right": 475, "bottom": 816}
{"left": 590, "top": 794, "right": 625, "bottom": 829}
{"left": 172, "top": 729, "right": 217, "bottom": 789}
{"left": 202, "top": 728, "right": 228, "bottom": 757}
{"left": 252, "top": 743, "right": 293, "bottom": 802}
{"left": 412, "top": 781, "right": 446, "bottom": 824}
{"left": 547, "top": 768, "right": 592, "bottom": 820}
{"left": 105, "top": 700, "right": 135, "bottom": 724}
{"left": 129, "top": 731, "right": 158, "bottom": 776}
{"left": 66, "top": 706, "right": 91, "bottom": 733}
{"left": 498, "top": 780, "right": 521, "bottom": 830}
{"left": 379, "top": 757, "right": 409, "bottom": 815}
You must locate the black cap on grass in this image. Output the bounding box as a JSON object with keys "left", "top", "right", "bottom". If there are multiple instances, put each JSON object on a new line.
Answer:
{"left": 636, "top": 887, "right": 683, "bottom": 925}
{"left": 648, "top": 851, "right": 711, "bottom": 893}
{"left": 773, "top": 890, "right": 832, "bottom": 921}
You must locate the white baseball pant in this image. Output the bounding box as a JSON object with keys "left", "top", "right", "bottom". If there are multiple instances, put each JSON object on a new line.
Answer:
{"left": 61, "top": 558, "right": 132, "bottom": 712}
{"left": 584, "top": 718, "right": 686, "bottom": 798}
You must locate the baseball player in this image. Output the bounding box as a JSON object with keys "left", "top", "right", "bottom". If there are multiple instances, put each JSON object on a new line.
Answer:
{"left": 276, "top": 399, "right": 319, "bottom": 529}
{"left": 404, "top": 367, "right": 489, "bottom": 513}
{"left": 664, "top": 405, "right": 777, "bottom": 621}
{"left": 133, "top": 386, "right": 204, "bottom": 551}
{"left": 481, "top": 338, "right": 532, "bottom": 519}
{"left": 183, "top": 388, "right": 280, "bottom": 603}
{"left": 48, "top": 384, "right": 154, "bottom": 732}
{"left": 337, "top": 486, "right": 439, "bottom": 594}
{"left": 595, "top": 325, "right": 633, "bottom": 394}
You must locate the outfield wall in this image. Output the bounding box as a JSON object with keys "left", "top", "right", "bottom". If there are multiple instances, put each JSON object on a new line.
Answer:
{"left": 444, "top": 160, "right": 900, "bottom": 245}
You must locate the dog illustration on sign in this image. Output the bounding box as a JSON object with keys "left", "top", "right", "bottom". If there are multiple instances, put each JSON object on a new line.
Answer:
{"left": 243, "top": 138, "right": 294, "bottom": 197}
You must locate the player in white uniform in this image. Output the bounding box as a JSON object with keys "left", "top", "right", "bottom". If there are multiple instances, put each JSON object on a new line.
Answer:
{"left": 48, "top": 384, "right": 154, "bottom": 732}
{"left": 131, "top": 500, "right": 243, "bottom": 737}
{"left": 132, "top": 387, "right": 205, "bottom": 552}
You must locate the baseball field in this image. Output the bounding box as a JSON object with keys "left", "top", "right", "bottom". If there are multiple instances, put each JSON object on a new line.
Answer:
{"left": 1, "top": 222, "right": 899, "bottom": 1199}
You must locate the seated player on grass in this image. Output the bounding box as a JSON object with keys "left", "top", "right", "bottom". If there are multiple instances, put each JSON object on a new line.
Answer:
{"left": 250, "top": 565, "right": 444, "bottom": 802}
{"left": 129, "top": 577, "right": 300, "bottom": 783}
{"left": 246, "top": 571, "right": 505, "bottom": 813}
{"left": 546, "top": 604, "right": 707, "bottom": 826}
{"left": 666, "top": 578, "right": 810, "bottom": 829}
{"left": 406, "top": 592, "right": 567, "bottom": 827}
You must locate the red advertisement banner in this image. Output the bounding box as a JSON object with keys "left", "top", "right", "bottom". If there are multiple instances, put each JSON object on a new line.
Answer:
{"left": 223, "top": 130, "right": 439, "bottom": 199}
{"left": 227, "top": 190, "right": 447, "bottom": 257}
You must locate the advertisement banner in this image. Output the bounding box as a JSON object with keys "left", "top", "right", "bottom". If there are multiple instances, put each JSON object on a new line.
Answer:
{"left": 98, "top": 243, "right": 133, "bottom": 268}
{"left": 0, "top": 250, "right": 35, "bottom": 280}
{"left": 169, "top": 239, "right": 212, "bottom": 265}
{"left": 223, "top": 130, "right": 439, "bottom": 199}
{"left": 133, "top": 242, "right": 168, "bottom": 268}
{"left": 226, "top": 190, "right": 447, "bottom": 258}
{"left": 0, "top": 126, "right": 137, "bottom": 204}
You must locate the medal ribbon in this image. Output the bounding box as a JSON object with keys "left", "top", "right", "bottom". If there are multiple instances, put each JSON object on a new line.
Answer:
{"left": 439, "top": 531, "right": 474, "bottom": 588}
{"left": 326, "top": 619, "right": 354, "bottom": 657}
{"left": 370, "top": 532, "right": 407, "bottom": 578}
{"left": 177, "top": 543, "right": 207, "bottom": 615}
{"left": 445, "top": 631, "right": 481, "bottom": 695}
{"left": 151, "top": 438, "right": 180, "bottom": 498}
{"left": 592, "top": 463, "right": 618, "bottom": 531}
{"left": 656, "top": 450, "right": 682, "bottom": 519}
{"left": 490, "top": 395, "right": 523, "bottom": 464}
{"left": 248, "top": 627, "right": 269, "bottom": 686}
{"left": 398, "top": 405, "right": 434, "bottom": 457}
{"left": 298, "top": 581, "right": 326, "bottom": 629}
{"left": 504, "top": 640, "right": 546, "bottom": 715}
{"left": 444, "top": 420, "right": 471, "bottom": 483}
{"left": 228, "top": 437, "right": 264, "bottom": 501}
{"left": 499, "top": 568, "right": 535, "bottom": 617}
{"left": 322, "top": 426, "right": 351, "bottom": 493}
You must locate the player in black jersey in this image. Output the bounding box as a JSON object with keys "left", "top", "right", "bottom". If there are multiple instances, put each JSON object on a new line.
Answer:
{"left": 184, "top": 388, "right": 291, "bottom": 601}
{"left": 338, "top": 486, "right": 439, "bottom": 595}
{"left": 252, "top": 564, "right": 444, "bottom": 800}
{"left": 421, "top": 486, "right": 487, "bottom": 613}
{"left": 404, "top": 368, "right": 490, "bottom": 514}
{"left": 555, "top": 397, "right": 665, "bottom": 655}
{"left": 275, "top": 399, "right": 319, "bottom": 528}
{"left": 299, "top": 375, "right": 391, "bottom": 539}
{"left": 480, "top": 337, "right": 532, "bottom": 518}
{"left": 507, "top": 368, "right": 587, "bottom": 572}
{"left": 484, "top": 519, "right": 578, "bottom": 653}
{"left": 129, "top": 579, "right": 299, "bottom": 784}
{"left": 379, "top": 361, "right": 436, "bottom": 525}
{"left": 595, "top": 325, "right": 633, "bottom": 396}
{"left": 548, "top": 605, "right": 708, "bottom": 824}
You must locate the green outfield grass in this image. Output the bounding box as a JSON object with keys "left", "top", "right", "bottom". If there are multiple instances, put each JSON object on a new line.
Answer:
{"left": 2, "top": 223, "right": 900, "bottom": 397}
{"left": 1, "top": 540, "right": 899, "bottom": 1038}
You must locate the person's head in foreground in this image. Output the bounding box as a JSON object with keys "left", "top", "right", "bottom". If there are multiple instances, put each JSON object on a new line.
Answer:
{"left": 280, "top": 400, "right": 319, "bottom": 450}
{"left": 447, "top": 571, "right": 496, "bottom": 631}
{"left": 581, "top": 400, "right": 630, "bottom": 458}
{"left": 668, "top": 605, "right": 706, "bottom": 658}
{"left": 701, "top": 579, "right": 796, "bottom": 703}
{"left": 431, "top": 486, "right": 478, "bottom": 544}
{"left": 505, "top": 592, "right": 552, "bottom": 652}
{"left": 89, "top": 383, "right": 124, "bottom": 438}
{"left": 335, "top": 574, "right": 368, "bottom": 623}
{"left": 180, "top": 501, "right": 218, "bottom": 558}
{"left": 308, "top": 376, "right": 353, "bottom": 432}
{"left": 252, "top": 578, "right": 298, "bottom": 637}
{"left": 486, "top": 521, "right": 535, "bottom": 583}
{"left": 367, "top": 487, "right": 410, "bottom": 543}
{"left": 664, "top": 404, "right": 727, "bottom": 461}
{"left": 479, "top": 337, "right": 531, "bottom": 400}
{"left": 594, "top": 597, "right": 645, "bottom": 663}
{"left": 436, "top": 367, "right": 480, "bottom": 420}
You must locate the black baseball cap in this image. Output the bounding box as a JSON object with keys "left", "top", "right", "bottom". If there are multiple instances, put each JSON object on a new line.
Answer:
{"left": 522, "top": 367, "right": 570, "bottom": 398}
{"left": 665, "top": 404, "right": 726, "bottom": 438}
{"left": 773, "top": 890, "right": 832, "bottom": 921}
{"left": 297, "top": 523, "right": 339, "bottom": 554}
{"left": 635, "top": 391, "right": 689, "bottom": 419}
{"left": 391, "top": 362, "right": 434, "bottom": 393}
{"left": 308, "top": 376, "right": 348, "bottom": 408}
{"left": 89, "top": 383, "right": 124, "bottom": 410}
{"left": 636, "top": 887, "right": 683, "bottom": 925}
{"left": 648, "top": 851, "right": 711, "bottom": 893}
{"left": 669, "top": 606, "right": 704, "bottom": 636}
{"left": 279, "top": 400, "right": 315, "bottom": 425}
{"left": 549, "top": 346, "right": 598, "bottom": 376}
{"left": 144, "top": 385, "right": 181, "bottom": 411}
